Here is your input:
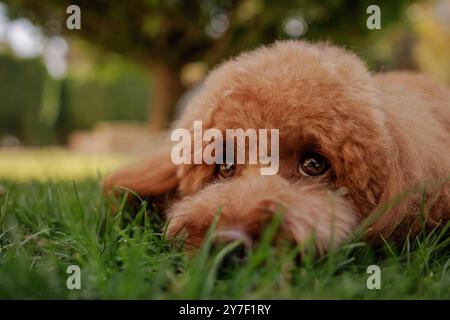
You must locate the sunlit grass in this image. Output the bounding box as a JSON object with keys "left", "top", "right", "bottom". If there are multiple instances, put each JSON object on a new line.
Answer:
{"left": 0, "top": 147, "right": 127, "bottom": 181}
{"left": 0, "top": 179, "right": 448, "bottom": 299}
{"left": 0, "top": 149, "right": 448, "bottom": 299}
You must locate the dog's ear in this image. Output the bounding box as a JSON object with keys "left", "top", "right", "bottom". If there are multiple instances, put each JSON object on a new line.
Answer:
{"left": 365, "top": 164, "right": 411, "bottom": 241}
{"left": 103, "top": 147, "right": 178, "bottom": 203}
{"left": 366, "top": 159, "right": 450, "bottom": 243}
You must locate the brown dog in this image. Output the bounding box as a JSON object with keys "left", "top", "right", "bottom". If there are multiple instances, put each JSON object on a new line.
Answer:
{"left": 104, "top": 41, "right": 450, "bottom": 253}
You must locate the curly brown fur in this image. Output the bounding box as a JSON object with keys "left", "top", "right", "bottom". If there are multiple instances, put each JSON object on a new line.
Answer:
{"left": 104, "top": 41, "right": 450, "bottom": 253}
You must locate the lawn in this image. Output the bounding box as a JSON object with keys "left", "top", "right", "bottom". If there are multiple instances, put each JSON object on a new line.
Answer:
{"left": 0, "top": 150, "right": 449, "bottom": 299}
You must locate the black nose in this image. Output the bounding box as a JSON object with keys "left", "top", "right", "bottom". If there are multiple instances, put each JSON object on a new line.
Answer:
{"left": 221, "top": 242, "right": 247, "bottom": 267}
{"left": 212, "top": 230, "right": 252, "bottom": 267}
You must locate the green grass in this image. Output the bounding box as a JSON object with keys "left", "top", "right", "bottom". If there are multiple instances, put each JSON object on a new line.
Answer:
{"left": 0, "top": 179, "right": 449, "bottom": 299}
{"left": 0, "top": 148, "right": 126, "bottom": 181}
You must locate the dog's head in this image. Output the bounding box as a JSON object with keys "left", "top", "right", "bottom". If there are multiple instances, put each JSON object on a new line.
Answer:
{"left": 105, "top": 41, "right": 394, "bottom": 253}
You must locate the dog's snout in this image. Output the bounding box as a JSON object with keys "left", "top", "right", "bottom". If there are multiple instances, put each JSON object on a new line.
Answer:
{"left": 222, "top": 242, "right": 247, "bottom": 267}
{"left": 213, "top": 230, "right": 252, "bottom": 266}
{"left": 213, "top": 229, "right": 252, "bottom": 247}
{"left": 256, "top": 199, "right": 279, "bottom": 215}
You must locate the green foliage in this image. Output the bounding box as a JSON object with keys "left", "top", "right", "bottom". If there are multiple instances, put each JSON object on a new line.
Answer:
{"left": 0, "top": 179, "right": 448, "bottom": 299}
{"left": 3, "top": 0, "right": 418, "bottom": 128}
{"left": 5, "top": 0, "right": 415, "bottom": 67}
{"left": 65, "top": 65, "right": 151, "bottom": 132}
{"left": 0, "top": 52, "right": 150, "bottom": 145}
{"left": 0, "top": 54, "right": 47, "bottom": 144}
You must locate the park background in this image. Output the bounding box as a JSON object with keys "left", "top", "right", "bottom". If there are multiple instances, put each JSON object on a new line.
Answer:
{"left": 0, "top": 0, "right": 449, "bottom": 180}
{"left": 0, "top": 0, "right": 449, "bottom": 300}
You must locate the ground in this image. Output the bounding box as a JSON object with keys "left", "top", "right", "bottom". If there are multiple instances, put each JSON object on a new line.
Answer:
{"left": 0, "top": 149, "right": 449, "bottom": 299}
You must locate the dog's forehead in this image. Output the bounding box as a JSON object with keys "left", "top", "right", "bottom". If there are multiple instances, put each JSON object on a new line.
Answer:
{"left": 209, "top": 80, "right": 342, "bottom": 143}
{"left": 207, "top": 59, "right": 351, "bottom": 136}
{"left": 181, "top": 41, "right": 384, "bottom": 155}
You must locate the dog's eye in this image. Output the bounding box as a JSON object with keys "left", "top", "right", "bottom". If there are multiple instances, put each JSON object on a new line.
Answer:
{"left": 299, "top": 152, "right": 329, "bottom": 177}
{"left": 217, "top": 163, "right": 236, "bottom": 180}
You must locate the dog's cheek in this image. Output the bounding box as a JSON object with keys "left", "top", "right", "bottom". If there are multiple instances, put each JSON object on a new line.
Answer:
{"left": 167, "top": 217, "right": 206, "bottom": 249}
{"left": 166, "top": 201, "right": 216, "bottom": 249}
{"left": 337, "top": 138, "right": 390, "bottom": 212}
{"left": 178, "top": 164, "right": 215, "bottom": 196}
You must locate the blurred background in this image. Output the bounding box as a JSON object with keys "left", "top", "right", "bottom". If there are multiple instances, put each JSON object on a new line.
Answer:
{"left": 0, "top": 0, "right": 449, "bottom": 180}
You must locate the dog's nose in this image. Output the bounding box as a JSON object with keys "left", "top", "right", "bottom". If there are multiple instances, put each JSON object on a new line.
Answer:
{"left": 221, "top": 242, "right": 248, "bottom": 268}
{"left": 213, "top": 229, "right": 252, "bottom": 246}
{"left": 213, "top": 230, "right": 252, "bottom": 267}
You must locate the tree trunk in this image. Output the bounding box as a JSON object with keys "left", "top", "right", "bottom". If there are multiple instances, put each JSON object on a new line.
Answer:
{"left": 149, "top": 63, "right": 185, "bottom": 131}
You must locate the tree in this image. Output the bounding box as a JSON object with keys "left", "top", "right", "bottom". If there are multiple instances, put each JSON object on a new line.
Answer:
{"left": 0, "top": 54, "right": 47, "bottom": 143}
{"left": 4, "top": 0, "right": 413, "bottom": 130}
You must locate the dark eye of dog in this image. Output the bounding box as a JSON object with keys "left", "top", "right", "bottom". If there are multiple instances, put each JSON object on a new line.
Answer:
{"left": 217, "top": 163, "right": 236, "bottom": 179}
{"left": 299, "top": 152, "right": 329, "bottom": 177}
